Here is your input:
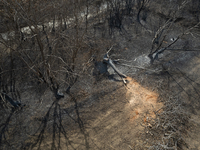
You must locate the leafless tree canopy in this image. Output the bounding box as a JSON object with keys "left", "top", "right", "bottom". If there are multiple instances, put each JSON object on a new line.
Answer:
{"left": 0, "top": 0, "right": 200, "bottom": 149}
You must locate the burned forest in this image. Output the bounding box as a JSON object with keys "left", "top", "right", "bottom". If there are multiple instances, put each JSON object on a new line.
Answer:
{"left": 0, "top": 0, "right": 200, "bottom": 149}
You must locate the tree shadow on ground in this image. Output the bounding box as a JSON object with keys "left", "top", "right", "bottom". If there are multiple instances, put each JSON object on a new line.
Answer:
{"left": 0, "top": 109, "right": 15, "bottom": 148}
{"left": 21, "top": 93, "right": 91, "bottom": 150}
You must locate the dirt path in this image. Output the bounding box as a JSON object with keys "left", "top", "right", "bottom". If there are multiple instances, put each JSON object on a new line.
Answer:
{"left": 84, "top": 77, "right": 163, "bottom": 149}
{"left": 42, "top": 77, "right": 163, "bottom": 150}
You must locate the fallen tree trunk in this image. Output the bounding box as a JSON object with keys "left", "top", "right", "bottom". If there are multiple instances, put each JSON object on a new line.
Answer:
{"left": 103, "top": 52, "right": 127, "bottom": 83}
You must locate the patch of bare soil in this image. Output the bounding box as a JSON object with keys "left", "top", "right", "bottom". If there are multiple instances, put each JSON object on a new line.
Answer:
{"left": 35, "top": 77, "right": 164, "bottom": 150}
{"left": 81, "top": 77, "right": 163, "bottom": 150}
{"left": 126, "top": 77, "right": 163, "bottom": 122}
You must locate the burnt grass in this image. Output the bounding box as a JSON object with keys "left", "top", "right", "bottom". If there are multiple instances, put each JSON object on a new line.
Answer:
{"left": 1, "top": 0, "right": 200, "bottom": 150}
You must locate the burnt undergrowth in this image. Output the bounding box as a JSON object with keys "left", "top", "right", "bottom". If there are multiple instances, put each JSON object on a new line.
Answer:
{"left": 0, "top": 0, "right": 200, "bottom": 149}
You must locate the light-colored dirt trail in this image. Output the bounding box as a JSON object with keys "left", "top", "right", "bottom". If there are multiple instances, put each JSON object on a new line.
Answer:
{"left": 35, "top": 77, "right": 164, "bottom": 150}
{"left": 64, "top": 77, "right": 163, "bottom": 149}
{"left": 125, "top": 77, "right": 163, "bottom": 123}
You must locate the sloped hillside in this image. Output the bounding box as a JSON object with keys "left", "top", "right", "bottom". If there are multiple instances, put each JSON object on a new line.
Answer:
{"left": 0, "top": 0, "right": 200, "bottom": 149}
